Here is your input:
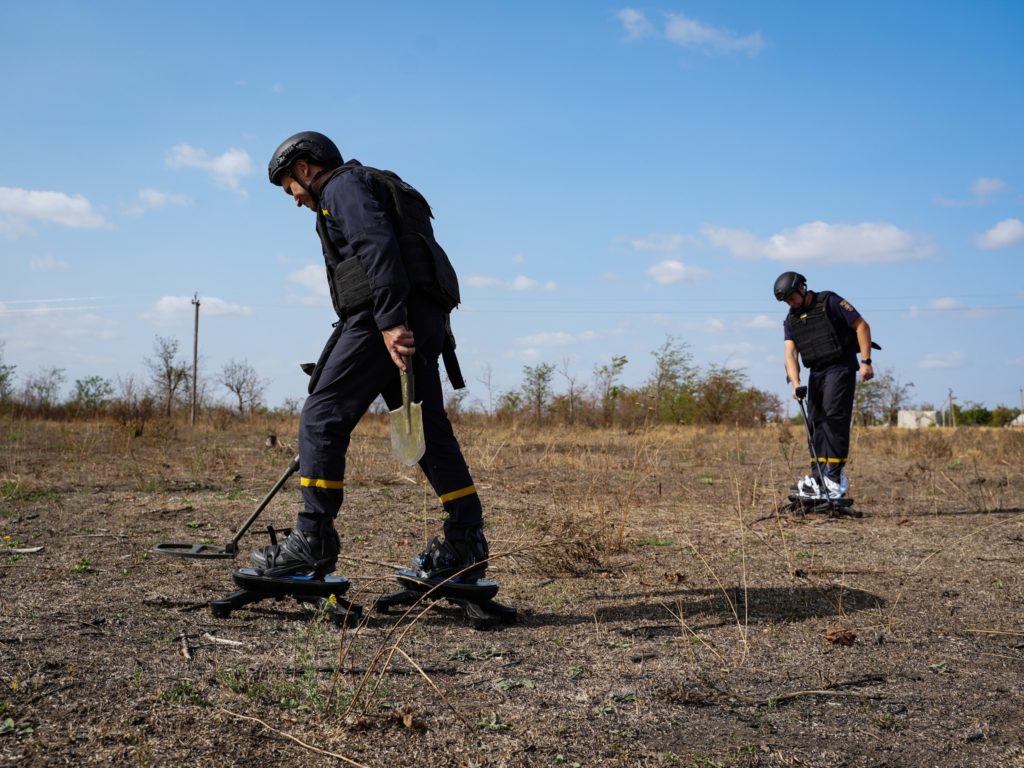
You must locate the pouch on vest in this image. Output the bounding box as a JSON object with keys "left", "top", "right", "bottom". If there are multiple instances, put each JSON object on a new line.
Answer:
{"left": 331, "top": 257, "right": 374, "bottom": 315}
{"left": 399, "top": 232, "right": 461, "bottom": 311}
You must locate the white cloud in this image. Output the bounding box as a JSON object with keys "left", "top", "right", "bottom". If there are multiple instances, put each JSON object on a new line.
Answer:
{"left": 908, "top": 297, "right": 994, "bottom": 321}
{"left": 976, "top": 218, "right": 1024, "bottom": 250}
{"left": 935, "top": 176, "right": 1010, "bottom": 207}
{"left": 628, "top": 233, "right": 694, "bottom": 254}
{"left": 466, "top": 274, "right": 557, "bottom": 292}
{"left": 971, "top": 177, "right": 1007, "bottom": 202}
{"left": 0, "top": 186, "right": 108, "bottom": 237}
{"left": 515, "top": 329, "right": 604, "bottom": 350}
{"left": 166, "top": 144, "right": 254, "bottom": 190}
{"left": 918, "top": 351, "right": 964, "bottom": 369}
{"left": 740, "top": 314, "right": 777, "bottom": 330}
{"left": 618, "top": 9, "right": 763, "bottom": 56}
{"left": 664, "top": 13, "right": 765, "bottom": 56}
{"left": 0, "top": 304, "right": 117, "bottom": 344}
{"left": 703, "top": 221, "right": 932, "bottom": 264}
{"left": 617, "top": 8, "right": 654, "bottom": 39}
{"left": 286, "top": 265, "right": 330, "bottom": 306}
{"left": 144, "top": 295, "right": 252, "bottom": 324}
{"left": 517, "top": 331, "right": 575, "bottom": 348}
{"left": 646, "top": 259, "right": 710, "bottom": 285}
{"left": 710, "top": 341, "right": 757, "bottom": 355}
{"left": 928, "top": 297, "right": 963, "bottom": 311}
{"left": 29, "top": 254, "right": 69, "bottom": 272}
{"left": 125, "top": 187, "right": 192, "bottom": 216}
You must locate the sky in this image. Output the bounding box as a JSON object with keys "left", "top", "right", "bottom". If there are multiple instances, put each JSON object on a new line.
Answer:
{"left": 2, "top": 2, "right": 1023, "bottom": 414}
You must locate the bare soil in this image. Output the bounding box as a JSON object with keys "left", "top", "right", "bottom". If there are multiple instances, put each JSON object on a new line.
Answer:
{"left": 2, "top": 417, "right": 1023, "bottom": 767}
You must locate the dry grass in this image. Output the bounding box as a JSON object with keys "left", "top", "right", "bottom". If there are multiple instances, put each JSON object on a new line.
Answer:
{"left": 2, "top": 416, "right": 1023, "bottom": 766}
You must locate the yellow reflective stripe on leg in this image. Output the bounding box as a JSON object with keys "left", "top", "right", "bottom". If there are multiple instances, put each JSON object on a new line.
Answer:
{"left": 300, "top": 477, "right": 345, "bottom": 489}
{"left": 814, "top": 458, "right": 847, "bottom": 463}
{"left": 438, "top": 484, "right": 477, "bottom": 504}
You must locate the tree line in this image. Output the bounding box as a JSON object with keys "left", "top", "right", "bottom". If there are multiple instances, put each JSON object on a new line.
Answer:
{"left": 0, "top": 337, "right": 272, "bottom": 429}
{"left": 1, "top": 335, "right": 1019, "bottom": 429}
{"left": 457, "top": 337, "right": 784, "bottom": 428}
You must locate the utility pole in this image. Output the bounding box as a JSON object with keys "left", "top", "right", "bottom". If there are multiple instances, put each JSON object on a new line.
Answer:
{"left": 191, "top": 293, "right": 200, "bottom": 427}
{"left": 947, "top": 388, "right": 956, "bottom": 429}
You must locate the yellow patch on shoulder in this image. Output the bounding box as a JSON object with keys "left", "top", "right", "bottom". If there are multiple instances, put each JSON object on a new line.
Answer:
{"left": 321, "top": 208, "right": 330, "bottom": 217}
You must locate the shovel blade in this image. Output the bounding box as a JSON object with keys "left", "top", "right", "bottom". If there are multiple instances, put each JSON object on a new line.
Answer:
{"left": 389, "top": 370, "right": 425, "bottom": 466}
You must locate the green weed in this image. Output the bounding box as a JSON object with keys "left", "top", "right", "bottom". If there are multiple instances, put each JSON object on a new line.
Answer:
{"left": 161, "top": 681, "right": 206, "bottom": 706}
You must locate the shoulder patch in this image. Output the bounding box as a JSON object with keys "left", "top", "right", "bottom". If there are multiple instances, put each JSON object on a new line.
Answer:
{"left": 321, "top": 208, "right": 330, "bottom": 217}
{"left": 839, "top": 299, "right": 854, "bottom": 312}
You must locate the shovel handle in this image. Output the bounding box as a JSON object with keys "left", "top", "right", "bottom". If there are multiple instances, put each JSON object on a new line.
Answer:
{"left": 401, "top": 367, "right": 415, "bottom": 421}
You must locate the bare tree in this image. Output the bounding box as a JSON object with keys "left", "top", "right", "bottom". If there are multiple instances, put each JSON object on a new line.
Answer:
{"left": 0, "top": 341, "right": 15, "bottom": 402}
{"left": 558, "top": 357, "right": 581, "bottom": 425}
{"left": 145, "top": 336, "right": 190, "bottom": 416}
{"left": 20, "top": 367, "right": 65, "bottom": 410}
{"left": 593, "top": 355, "right": 628, "bottom": 427}
{"left": 218, "top": 359, "right": 269, "bottom": 416}
{"left": 112, "top": 374, "right": 156, "bottom": 436}
{"left": 476, "top": 363, "right": 496, "bottom": 416}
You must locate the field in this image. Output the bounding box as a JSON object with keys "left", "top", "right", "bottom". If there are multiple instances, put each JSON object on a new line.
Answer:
{"left": 1, "top": 416, "right": 1023, "bottom": 767}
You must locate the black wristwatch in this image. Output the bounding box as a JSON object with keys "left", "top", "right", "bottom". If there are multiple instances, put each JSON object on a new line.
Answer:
{"left": 861, "top": 358, "right": 872, "bottom": 365}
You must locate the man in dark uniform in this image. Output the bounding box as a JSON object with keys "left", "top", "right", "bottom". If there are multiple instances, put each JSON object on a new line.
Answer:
{"left": 774, "top": 271, "right": 874, "bottom": 499}
{"left": 252, "top": 131, "right": 487, "bottom": 580}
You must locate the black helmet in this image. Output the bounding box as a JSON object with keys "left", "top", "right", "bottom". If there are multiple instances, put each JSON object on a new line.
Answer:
{"left": 268, "top": 131, "right": 342, "bottom": 185}
{"left": 773, "top": 271, "right": 806, "bottom": 301}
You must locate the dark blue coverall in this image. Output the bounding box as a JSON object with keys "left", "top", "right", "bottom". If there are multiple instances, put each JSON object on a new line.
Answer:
{"left": 784, "top": 293, "right": 861, "bottom": 481}
{"left": 295, "top": 162, "right": 482, "bottom": 543}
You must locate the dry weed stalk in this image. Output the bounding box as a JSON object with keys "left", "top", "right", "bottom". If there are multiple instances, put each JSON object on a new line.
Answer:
{"left": 218, "top": 707, "right": 370, "bottom": 767}
{"left": 885, "top": 512, "right": 1024, "bottom": 632}
{"left": 339, "top": 530, "right": 604, "bottom": 725}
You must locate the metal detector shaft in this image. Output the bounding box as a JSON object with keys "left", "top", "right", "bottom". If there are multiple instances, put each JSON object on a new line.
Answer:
{"left": 222, "top": 454, "right": 300, "bottom": 556}
{"left": 795, "top": 387, "right": 829, "bottom": 490}
{"left": 152, "top": 454, "right": 301, "bottom": 559}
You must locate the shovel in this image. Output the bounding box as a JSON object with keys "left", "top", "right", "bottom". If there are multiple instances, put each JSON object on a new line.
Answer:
{"left": 389, "top": 365, "right": 425, "bottom": 466}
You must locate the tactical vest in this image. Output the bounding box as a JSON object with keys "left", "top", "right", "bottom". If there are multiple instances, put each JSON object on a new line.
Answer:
{"left": 314, "top": 164, "right": 460, "bottom": 319}
{"left": 788, "top": 291, "right": 857, "bottom": 370}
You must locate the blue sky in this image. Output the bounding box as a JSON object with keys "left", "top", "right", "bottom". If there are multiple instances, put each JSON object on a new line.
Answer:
{"left": 2, "top": 2, "right": 1022, "bottom": 412}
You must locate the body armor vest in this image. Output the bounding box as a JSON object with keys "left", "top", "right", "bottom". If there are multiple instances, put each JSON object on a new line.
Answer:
{"left": 314, "top": 164, "right": 461, "bottom": 318}
{"left": 788, "top": 291, "right": 857, "bottom": 370}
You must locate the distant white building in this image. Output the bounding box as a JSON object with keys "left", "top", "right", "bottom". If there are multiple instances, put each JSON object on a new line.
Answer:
{"left": 1009, "top": 413, "right": 1024, "bottom": 428}
{"left": 898, "top": 409, "right": 939, "bottom": 429}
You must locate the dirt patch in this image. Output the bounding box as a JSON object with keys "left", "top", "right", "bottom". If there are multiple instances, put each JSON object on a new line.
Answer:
{"left": 1, "top": 418, "right": 1022, "bottom": 767}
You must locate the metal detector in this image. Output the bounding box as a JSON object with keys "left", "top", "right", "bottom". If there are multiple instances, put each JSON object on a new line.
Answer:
{"left": 152, "top": 454, "right": 300, "bottom": 560}
{"left": 788, "top": 386, "right": 861, "bottom": 518}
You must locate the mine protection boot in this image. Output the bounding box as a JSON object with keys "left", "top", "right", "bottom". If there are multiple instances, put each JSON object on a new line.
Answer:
{"left": 251, "top": 522, "right": 340, "bottom": 577}
{"left": 415, "top": 527, "right": 489, "bottom": 582}
{"left": 795, "top": 474, "right": 847, "bottom": 500}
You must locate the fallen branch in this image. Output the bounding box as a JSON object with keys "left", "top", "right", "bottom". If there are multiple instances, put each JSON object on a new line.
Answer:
{"left": 708, "top": 674, "right": 887, "bottom": 707}
{"left": 217, "top": 707, "right": 370, "bottom": 768}
{"left": 201, "top": 632, "right": 244, "bottom": 647}
{"left": 965, "top": 628, "right": 1024, "bottom": 638}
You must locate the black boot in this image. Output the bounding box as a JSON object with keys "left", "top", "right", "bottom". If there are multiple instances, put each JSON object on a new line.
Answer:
{"left": 414, "top": 527, "right": 489, "bottom": 582}
{"left": 251, "top": 522, "right": 340, "bottom": 577}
